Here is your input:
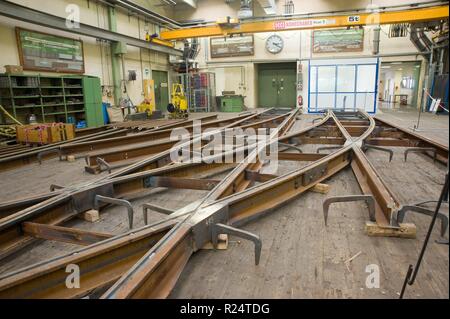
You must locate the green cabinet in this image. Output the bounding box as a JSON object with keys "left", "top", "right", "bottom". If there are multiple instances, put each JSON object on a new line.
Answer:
{"left": 0, "top": 74, "right": 104, "bottom": 128}
{"left": 219, "top": 95, "right": 244, "bottom": 112}
{"left": 82, "top": 77, "right": 104, "bottom": 127}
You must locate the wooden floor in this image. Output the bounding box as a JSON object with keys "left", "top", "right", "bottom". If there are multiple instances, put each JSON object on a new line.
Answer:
{"left": 0, "top": 109, "right": 448, "bottom": 299}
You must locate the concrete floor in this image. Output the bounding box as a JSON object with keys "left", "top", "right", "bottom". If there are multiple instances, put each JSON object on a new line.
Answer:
{"left": 0, "top": 109, "right": 448, "bottom": 299}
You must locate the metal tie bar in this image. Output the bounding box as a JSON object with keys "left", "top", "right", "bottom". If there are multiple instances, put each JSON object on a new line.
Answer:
{"left": 94, "top": 195, "right": 135, "bottom": 230}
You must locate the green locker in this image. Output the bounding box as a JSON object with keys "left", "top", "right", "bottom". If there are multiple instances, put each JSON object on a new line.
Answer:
{"left": 82, "top": 77, "right": 104, "bottom": 127}
{"left": 218, "top": 95, "right": 244, "bottom": 112}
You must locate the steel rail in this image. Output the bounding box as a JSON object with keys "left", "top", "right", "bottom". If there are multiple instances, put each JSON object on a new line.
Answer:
{"left": 0, "top": 112, "right": 268, "bottom": 215}
{"left": 0, "top": 128, "right": 129, "bottom": 172}
{"left": 101, "top": 110, "right": 405, "bottom": 298}
{"left": 0, "top": 111, "right": 288, "bottom": 261}
{"left": 58, "top": 115, "right": 223, "bottom": 158}
{"left": 371, "top": 117, "right": 449, "bottom": 164}
{"left": 0, "top": 109, "right": 442, "bottom": 298}
{"left": 82, "top": 112, "right": 292, "bottom": 174}
{"left": 0, "top": 109, "right": 299, "bottom": 298}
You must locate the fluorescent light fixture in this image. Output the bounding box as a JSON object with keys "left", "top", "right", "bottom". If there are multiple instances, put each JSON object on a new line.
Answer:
{"left": 390, "top": 62, "right": 402, "bottom": 65}
{"left": 381, "top": 66, "right": 391, "bottom": 69}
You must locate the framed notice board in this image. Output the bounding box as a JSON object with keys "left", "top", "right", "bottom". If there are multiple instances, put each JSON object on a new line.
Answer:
{"left": 210, "top": 35, "right": 254, "bottom": 58}
{"left": 313, "top": 28, "right": 364, "bottom": 53}
{"left": 16, "top": 27, "right": 85, "bottom": 74}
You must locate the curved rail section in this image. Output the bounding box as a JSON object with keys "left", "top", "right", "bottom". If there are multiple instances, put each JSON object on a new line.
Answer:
{"left": 0, "top": 109, "right": 446, "bottom": 299}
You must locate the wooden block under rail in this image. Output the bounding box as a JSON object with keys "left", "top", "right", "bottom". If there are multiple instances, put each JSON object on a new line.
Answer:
{"left": 78, "top": 209, "right": 100, "bottom": 223}
{"left": 365, "top": 222, "right": 416, "bottom": 239}
{"left": 202, "top": 234, "right": 229, "bottom": 250}
{"left": 311, "top": 183, "right": 330, "bottom": 194}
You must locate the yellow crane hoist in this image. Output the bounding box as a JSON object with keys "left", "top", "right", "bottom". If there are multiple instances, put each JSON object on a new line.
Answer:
{"left": 167, "top": 84, "right": 188, "bottom": 119}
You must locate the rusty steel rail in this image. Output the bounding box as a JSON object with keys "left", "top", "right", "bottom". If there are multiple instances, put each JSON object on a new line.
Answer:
{"left": 0, "top": 109, "right": 446, "bottom": 298}
{"left": 0, "top": 110, "right": 279, "bottom": 221}
{"left": 0, "top": 109, "right": 295, "bottom": 297}
{"left": 0, "top": 128, "right": 129, "bottom": 172}
{"left": 58, "top": 114, "right": 245, "bottom": 158}
{"left": 0, "top": 109, "right": 292, "bottom": 261}
{"left": 83, "top": 111, "right": 292, "bottom": 174}
{"left": 369, "top": 117, "right": 448, "bottom": 164}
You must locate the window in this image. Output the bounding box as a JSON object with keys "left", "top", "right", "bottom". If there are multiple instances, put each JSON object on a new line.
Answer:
{"left": 401, "top": 76, "right": 415, "bottom": 89}
{"left": 309, "top": 59, "right": 378, "bottom": 113}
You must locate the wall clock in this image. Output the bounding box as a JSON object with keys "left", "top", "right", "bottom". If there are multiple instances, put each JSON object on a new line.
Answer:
{"left": 266, "top": 34, "right": 284, "bottom": 54}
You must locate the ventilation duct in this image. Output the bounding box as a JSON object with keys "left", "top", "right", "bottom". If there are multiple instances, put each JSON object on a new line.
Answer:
{"left": 238, "top": 0, "right": 253, "bottom": 19}
{"left": 410, "top": 23, "right": 431, "bottom": 60}
{"left": 257, "top": 0, "right": 277, "bottom": 15}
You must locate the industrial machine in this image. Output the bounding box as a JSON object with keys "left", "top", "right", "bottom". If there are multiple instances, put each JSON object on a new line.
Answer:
{"left": 137, "top": 79, "right": 157, "bottom": 115}
{"left": 125, "top": 79, "right": 162, "bottom": 121}
{"left": 167, "top": 84, "right": 189, "bottom": 119}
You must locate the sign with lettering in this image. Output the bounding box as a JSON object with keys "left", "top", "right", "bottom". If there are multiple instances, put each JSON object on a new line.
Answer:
{"left": 313, "top": 28, "right": 364, "bottom": 53}
{"left": 16, "top": 27, "right": 85, "bottom": 74}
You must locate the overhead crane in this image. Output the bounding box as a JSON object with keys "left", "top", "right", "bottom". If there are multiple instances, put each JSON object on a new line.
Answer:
{"left": 160, "top": 4, "right": 449, "bottom": 40}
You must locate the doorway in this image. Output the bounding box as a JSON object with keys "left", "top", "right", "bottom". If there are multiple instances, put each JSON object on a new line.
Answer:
{"left": 379, "top": 61, "right": 421, "bottom": 109}
{"left": 152, "top": 70, "right": 169, "bottom": 112}
{"left": 258, "top": 63, "right": 297, "bottom": 108}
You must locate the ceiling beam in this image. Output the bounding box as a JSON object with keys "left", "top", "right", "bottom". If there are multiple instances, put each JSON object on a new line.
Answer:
{"left": 161, "top": 4, "right": 449, "bottom": 40}
{"left": 0, "top": 0, "right": 183, "bottom": 56}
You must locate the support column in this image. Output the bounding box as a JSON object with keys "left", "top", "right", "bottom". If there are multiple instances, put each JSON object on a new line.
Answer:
{"left": 108, "top": 7, "right": 122, "bottom": 107}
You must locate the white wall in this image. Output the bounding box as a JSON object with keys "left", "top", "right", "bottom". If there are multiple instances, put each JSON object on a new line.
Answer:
{"left": 0, "top": 0, "right": 173, "bottom": 107}
{"left": 0, "top": 0, "right": 432, "bottom": 111}
{"left": 195, "top": 24, "right": 426, "bottom": 110}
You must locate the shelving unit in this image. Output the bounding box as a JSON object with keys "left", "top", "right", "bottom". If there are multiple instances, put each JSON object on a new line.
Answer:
{"left": 0, "top": 74, "right": 104, "bottom": 128}
{"left": 178, "top": 72, "right": 216, "bottom": 113}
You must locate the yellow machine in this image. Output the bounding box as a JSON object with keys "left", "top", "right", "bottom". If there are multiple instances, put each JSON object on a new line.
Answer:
{"left": 137, "top": 79, "right": 156, "bottom": 115}
{"left": 167, "top": 84, "right": 189, "bottom": 119}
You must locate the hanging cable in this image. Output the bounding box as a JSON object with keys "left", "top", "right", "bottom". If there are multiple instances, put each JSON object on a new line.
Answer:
{"left": 399, "top": 172, "right": 450, "bottom": 298}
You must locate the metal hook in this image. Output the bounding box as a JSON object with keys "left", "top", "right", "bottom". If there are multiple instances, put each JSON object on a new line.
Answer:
{"left": 404, "top": 147, "right": 437, "bottom": 162}
{"left": 395, "top": 205, "right": 448, "bottom": 237}
{"left": 212, "top": 223, "right": 262, "bottom": 265}
{"left": 142, "top": 203, "right": 174, "bottom": 225}
{"left": 323, "top": 195, "right": 376, "bottom": 226}
{"left": 363, "top": 144, "right": 394, "bottom": 162}
{"left": 94, "top": 195, "right": 135, "bottom": 229}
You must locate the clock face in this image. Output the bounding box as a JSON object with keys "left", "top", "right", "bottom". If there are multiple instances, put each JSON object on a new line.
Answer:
{"left": 266, "top": 35, "right": 284, "bottom": 54}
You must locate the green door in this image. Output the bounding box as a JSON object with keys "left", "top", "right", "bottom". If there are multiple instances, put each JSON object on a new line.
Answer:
{"left": 82, "top": 77, "right": 103, "bottom": 127}
{"left": 258, "top": 63, "right": 297, "bottom": 108}
{"left": 153, "top": 70, "right": 169, "bottom": 112}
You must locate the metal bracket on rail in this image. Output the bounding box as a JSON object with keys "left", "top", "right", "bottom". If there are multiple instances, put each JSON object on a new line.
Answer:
{"left": 143, "top": 203, "right": 175, "bottom": 225}
{"left": 94, "top": 195, "right": 135, "bottom": 229}
{"left": 96, "top": 157, "right": 112, "bottom": 173}
{"left": 49, "top": 184, "right": 65, "bottom": 192}
{"left": 395, "top": 205, "right": 448, "bottom": 238}
{"left": 362, "top": 142, "right": 394, "bottom": 162}
{"left": 37, "top": 148, "right": 63, "bottom": 164}
{"left": 312, "top": 117, "right": 324, "bottom": 124}
{"left": 317, "top": 146, "right": 342, "bottom": 154}
{"left": 404, "top": 147, "right": 437, "bottom": 162}
{"left": 323, "top": 195, "right": 376, "bottom": 226}
{"left": 212, "top": 223, "right": 262, "bottom": 265}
